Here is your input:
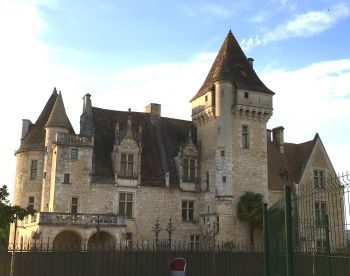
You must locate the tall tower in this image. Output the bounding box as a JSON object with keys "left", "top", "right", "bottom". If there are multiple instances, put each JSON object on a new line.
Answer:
{"left": 41, "top": 91, "right": 74, "bottom": 212}
{"left": 191, "top": 31, "right": 274, "bottom": 241}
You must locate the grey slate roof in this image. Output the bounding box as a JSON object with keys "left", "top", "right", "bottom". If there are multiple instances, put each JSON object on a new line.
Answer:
{"left": 17, "top": 88, "right": 74, "bottom": 154}
{"left": 267, "top": 136, "right": 316, "bottom": 190}
{"left": 191, "top": 30, "right": 274, "bottom": 102}
{"left": 45, "top": 92, "right": 74, "bottom": 130}
{"left": 91, "top": 107, "right": 196, "bottom": 186}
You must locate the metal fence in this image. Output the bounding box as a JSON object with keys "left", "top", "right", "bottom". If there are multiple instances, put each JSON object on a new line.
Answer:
{"left": 266, "top": 172, "right": 350, "bottom": 276}
{"left": 1, "top": 241, "right": 264, "bottom": 276}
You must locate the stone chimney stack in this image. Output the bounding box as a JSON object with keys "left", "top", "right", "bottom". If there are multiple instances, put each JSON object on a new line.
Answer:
{"left": 272, "top": 126, "right": 285, "bottom": 153}
{"left": 21, "top": 119, "right": 32, "bottom": 139}
{"left": 80, "top": 93, "right": 93, "bottom": 137}
{"left": 83, "top": 93, "right": 92, "bottom": 113}
{"left": 145, "top": 103, "right": 161, "bottom": 117}
{"left": 247, "top": 57, "right": 254, "bottom": 68}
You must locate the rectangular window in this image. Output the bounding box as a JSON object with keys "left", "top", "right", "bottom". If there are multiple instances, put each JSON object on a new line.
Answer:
{"left": 71, "top": 197, "right": 78, "bottom": 214}
{"left": 314, "top": 170, "right": 325, "bottom": 188}
{"left": 315, "top": 201, "right": 327, "bottom": 226}
{"left": 71, "top": 148, "right": 78, "bottom": 160}
{"left": 242, "top": 125, "right": 249, "bottom": 149}
{"left": 205, "top": 95, "right": 208, "bottom": 102}
{"left": 183, "top": 159, "right": 196, "bottom": 182}
{"left": 119, "top": 154, "right": 134, "bottom": 178}
{"left": 244, "top": 92, "right": 249, "bottom": 99}
{"left": 28, "top": 196, "right": 34, "bottom": 210}
{"left": 182, "top": 200, "right": 194, "bottom": 221}
{"left": 205, "top": 171, "right": 209, "bottom": 191}
{"left": 189, "top": 234, "right": 200, "bottom": 250}
{"left": 30, "top": 160, "right": 38, "bottom": 180}
{"left": 119, "top": 192, "right": 133, "bottom": 218}
{"left": 216, "top": 216, "right": 220, "bottom": 233}
{"left": 43, "top": 172, "right": 47, "bottom": 179}
{"left": 63, "top": 174, "right": 70, "bottom": 184}
{"left": 222, "top": 176, "right": 226, "bottom": 183}
{"left": 220, "top": 150, "right": 225, "bottom": 157}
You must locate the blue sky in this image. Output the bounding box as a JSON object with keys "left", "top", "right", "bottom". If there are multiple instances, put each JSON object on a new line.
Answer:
{"left": 0, "top": 0, "right": 349, "bottom": 196}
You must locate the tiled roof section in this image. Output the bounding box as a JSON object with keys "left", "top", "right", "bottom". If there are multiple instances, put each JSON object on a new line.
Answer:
{"left": 17, "top": 89, "right": 58, "bottom": 153}
{"left": 191, "top": 31, "right": 274, "bottom": 102}
{"left": 45, "top": 92, "right": 74, "bottom": 131}
{"left": 267, "top": 138, "right": 315, "bottom": 190}
{"left": 92, "top": 107, "right": 196, "bottom": 186}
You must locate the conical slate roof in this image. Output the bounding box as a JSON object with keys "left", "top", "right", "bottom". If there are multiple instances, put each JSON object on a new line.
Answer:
{"left": 45, "top": 92, "right": 74, "bottom": 130}
{"left": 18, "top": 88, "right": 58, "bottom": 153}
{"left": 191, "top": 31, "right": 274, "bottom": 102}
{"left": 17, "top": 88, "right": 75, "bottom": 154}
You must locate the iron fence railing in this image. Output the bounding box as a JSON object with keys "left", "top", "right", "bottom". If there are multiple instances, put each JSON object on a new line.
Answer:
{"left": 266, "top": 171, "right": 350, "bottom": 276}
{"left": 1, "top": 241, "right": 264, "bottom": 276}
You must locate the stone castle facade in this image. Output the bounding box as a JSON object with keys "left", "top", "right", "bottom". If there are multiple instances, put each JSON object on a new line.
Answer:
{"left": 10, "top": 31, "right": 337, "bottom": 249}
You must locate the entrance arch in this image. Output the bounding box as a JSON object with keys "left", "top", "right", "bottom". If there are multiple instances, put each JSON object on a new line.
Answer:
{"left": 88, "top": 231, "right": 116, "bottom": 250}
{"left": 53, "top": 230, "right": 81, "bottom": 250}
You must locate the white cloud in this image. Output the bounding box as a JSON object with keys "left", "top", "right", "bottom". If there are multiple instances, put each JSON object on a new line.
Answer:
{"left": 262, "top": 59, "right": 350, "bottom": 172}
{"left": 97, "top": 54, "right": 215, "bottom": 119}
{"left": 242, "top": 3, "right": 350, "bottom": 49}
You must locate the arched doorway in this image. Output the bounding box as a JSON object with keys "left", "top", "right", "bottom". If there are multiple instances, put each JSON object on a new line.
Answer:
{"left": 88, "top": 231, "right": 116, "bottom": 250}
{"left": 53, "top": 230, "right": 81, "bottom": 250}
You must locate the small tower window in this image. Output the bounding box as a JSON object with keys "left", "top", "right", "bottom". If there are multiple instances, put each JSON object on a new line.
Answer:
{"left": 220, "top": 150, "right": 225, "bottom": 157}
{"left": 242, "top": 125, "right": 249, "bottom": 149}
{"left": 222, "top": 176, "right": 226, "bottom": 183}
{"left": 63, "top": 174, "right": 70, "bottom": 184}
{"left": 244, "top": 92, "right": 249, "bottom": 99}
{"left": 205, "top": 95, "right": 208, "bottom": 102}
{"left": 30, "top": 160, "right": 38, "bottom": 180}
{"left": 71, "top": 148, "right": 78, "bottom": 159}
{"left": 71, "top": 197, "right": 79, "bottom": 214}
{"left": 28, "top": 196, "right": 34, "bottom": 210}
{"left": 205, "top": 171, "right": 209, "bottom": 191}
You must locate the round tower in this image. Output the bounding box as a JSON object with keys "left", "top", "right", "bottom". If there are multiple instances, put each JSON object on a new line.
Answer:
{"left": 41, "top": 91, "right": 73, "bottom": 212}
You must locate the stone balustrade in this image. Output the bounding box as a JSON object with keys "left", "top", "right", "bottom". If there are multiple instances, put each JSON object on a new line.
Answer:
{"left": 21, "top": 212, "right": 127, "bottom": 227}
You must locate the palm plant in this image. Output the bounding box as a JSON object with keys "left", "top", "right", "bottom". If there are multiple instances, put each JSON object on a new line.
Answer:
{"left": 237, "top": 191, "right": 263, "bottom": 246}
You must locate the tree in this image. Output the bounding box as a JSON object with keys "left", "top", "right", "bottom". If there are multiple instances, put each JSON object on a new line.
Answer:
{"left": 0, "top": 185, "right": 34, "bottom": 248}
{"left": 237, "top": 191, "right": 263, "bottom": 246}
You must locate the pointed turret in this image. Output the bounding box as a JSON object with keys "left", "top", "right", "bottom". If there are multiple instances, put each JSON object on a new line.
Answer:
{"left": 191, "top": 30, "right": 274, "bottom": 102}
{"left": 17, "top": 88, "right": 58, "bottom": 153}
{"left": 45, "top": 91, "right": 74, "bottom": 131}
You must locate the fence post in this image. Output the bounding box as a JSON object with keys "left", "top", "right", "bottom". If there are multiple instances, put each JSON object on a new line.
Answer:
{"left": 284, "top": 185, "right": 294, "bottom": 276}
{"left": 324, "top": 214, "right": 332, "bottom": 276}
{"left": 263, "top": 203, "right": 270, "bottom": 276}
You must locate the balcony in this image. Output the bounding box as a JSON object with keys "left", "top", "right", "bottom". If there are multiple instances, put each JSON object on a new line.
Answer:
{"left": 20, "top": 212, "right": 127, "bottom": 227}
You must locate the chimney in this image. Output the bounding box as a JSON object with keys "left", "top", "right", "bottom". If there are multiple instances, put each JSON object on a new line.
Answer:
{"left": 145, "top": 103, "right": 161, "bottom": 117}
{"left": 21, "top": 119, "right": 32, "bottom": 139}
{"left": 80, "top": 93, "right": 93, "bottom": 137}
{"left": 83, "top": 93, "right": 92, "bottom": 113}
{"left": 272, "top": 126, "right": 285, "bottom": 153}
{"left": 247, "top": 57, "right": 254, "bottom": 68}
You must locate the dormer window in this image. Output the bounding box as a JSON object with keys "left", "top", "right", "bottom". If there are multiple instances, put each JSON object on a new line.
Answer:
{"left": 183, "top": 158, "right": 196, "bottom": 182}
{"left": 119, "top": 154, "right": 135, "bottom": 178}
